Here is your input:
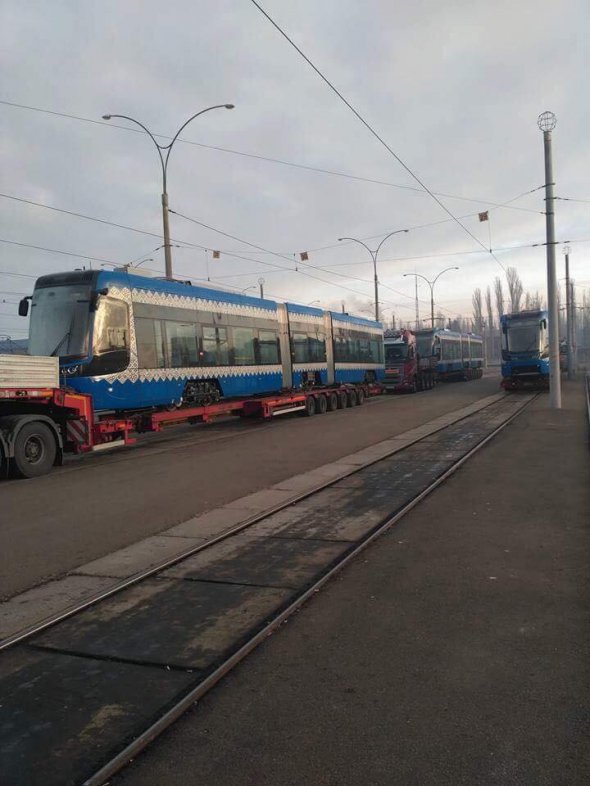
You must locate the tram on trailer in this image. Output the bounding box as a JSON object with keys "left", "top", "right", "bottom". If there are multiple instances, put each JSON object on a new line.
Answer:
{"left": 414, "top": 328, "right": 484, "bottom": 381}
{"left": 19, "top": 269, "right": 384, "bottom": 412}
{"left": 500, "top": 309, "right": 550, "bottom": 389}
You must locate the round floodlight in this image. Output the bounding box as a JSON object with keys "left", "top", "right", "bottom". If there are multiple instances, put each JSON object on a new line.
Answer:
{"left": 537, "top": 111, "right": 557, "bottom": 132}
{"left": 563, "top": 244, "right": 571, "bottom": 256}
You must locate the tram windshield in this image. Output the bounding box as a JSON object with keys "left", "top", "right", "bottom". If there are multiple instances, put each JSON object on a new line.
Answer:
{"left": 504, "top": 321, "right": 541, "bottom": 354}
{"left": 385, "top": 344, "right": 408, "bottom": 363}
{"left": 28, "top": 283, "right": 91, "bottom": 358}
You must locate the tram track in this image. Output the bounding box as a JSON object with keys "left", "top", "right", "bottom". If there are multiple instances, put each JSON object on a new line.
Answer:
{"left": 0, "top": 392, "right": 536, "bottom": 786}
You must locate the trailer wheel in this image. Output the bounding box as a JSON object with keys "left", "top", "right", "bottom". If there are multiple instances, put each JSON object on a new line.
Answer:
{"left": 327, "top": 392, "right": 338, "bottom": 411}
{"left": 303, "top": 395, "right": 316, "bottom": 417}
{"left": 11, "top": 422, "right": 57, "bottom": 479}
{"left": 317, "top": 394, "right": 328, "bottom": 414}
{"left": 347, "top": 389, "right": 358, "bottom": 406}
{"left": 356, "top": 387, "right": 365, "bottom": 405}
{"left": 337, "top": 391, "right": 348, "bottom": 409}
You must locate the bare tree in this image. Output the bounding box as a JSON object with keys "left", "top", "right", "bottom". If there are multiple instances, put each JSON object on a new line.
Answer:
{"left": 506, "top": 267, "right": 524, "bottom": 313}
{"left": 494, "top": 276, "right": 505, "bottom": 321}
{"left": 472, "top": 288, "right": 483, "bottom": 334}
{"left": 485, "top": 287, "right": 494, "bottom": 331}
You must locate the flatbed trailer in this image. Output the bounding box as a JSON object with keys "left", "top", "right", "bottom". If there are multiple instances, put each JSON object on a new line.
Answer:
{"left": 0, "top": 381, "right": 382, "bottom": 479}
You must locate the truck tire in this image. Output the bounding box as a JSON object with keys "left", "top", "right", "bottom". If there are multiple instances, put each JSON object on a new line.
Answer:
{"left": 303, "top": 395, "right": 316, "bottom": 417}
{"left": 316, "top": 394, "right": 328, "bottom": 414}
{"left": 356, "top": 387, "right": 365, "bottom": 405}
{"left": 12, "top": 421, "right": 57, "bottom": 479}
{"left": 327, "top": 392, "right": 339, "bottom": 411}
{"left": 337, "top": 390, "right": 348, "bottom": 409}
{"left": 347, "top": 389, "right": 358, "bottom": 406}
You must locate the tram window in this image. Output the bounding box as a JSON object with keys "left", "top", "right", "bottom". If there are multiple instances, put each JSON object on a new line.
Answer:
{"left": 233, "top": 327, "right": 256, "bottom": 364}
{"left": 165, "top": 321, "right": 198, "bottom": 367}
{"left": 308, "top": 334, "right": 326, "bottom": 362}
{"left": 258, "top": 330, "right": 279, "bottom": 364}
{"left": 334, "top": 336, "right": 347, "bottom": 362}
{"left": 292, "top": 332, "right": 308, "bottom": 363}
{"left": 201, "top": 326, "right": 229, "bottom": 366}
{"left": 135, "top": 317, "right": 165, "bottom": 368}
{"left": 371, "top": 339, "right": 383, "bottom": 362}
{"left": 93, "top": 298, "right": 129, "bottom": 354}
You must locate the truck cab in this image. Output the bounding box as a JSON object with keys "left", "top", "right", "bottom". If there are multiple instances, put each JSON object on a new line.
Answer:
{"left": 383, "top": 330, "right": 418, "bottom": 392}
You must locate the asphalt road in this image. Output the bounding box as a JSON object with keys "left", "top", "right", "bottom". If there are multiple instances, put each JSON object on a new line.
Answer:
{"left": 113, "top": 381, "right": 590, "bottom": 786}
{"left": 1, "top": 373, "right": 500, "bottom": 599}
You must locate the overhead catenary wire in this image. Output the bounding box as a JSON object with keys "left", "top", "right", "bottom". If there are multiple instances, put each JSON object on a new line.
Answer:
{"left": 0, "top": 99, "right": 543, "bottom": 216}
{"left": 248, "top": 0, "right": 509, "bottom": 272}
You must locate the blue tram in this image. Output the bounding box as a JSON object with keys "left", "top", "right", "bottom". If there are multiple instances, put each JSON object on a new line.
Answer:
{"left": 414, "top": 328, "right": 484, "bottom": 380}
{"left": 21, "top": 269, "right": 384, "bottom": 412}
{"left": 500, "top": 309, "right": 549, "bottom": 389}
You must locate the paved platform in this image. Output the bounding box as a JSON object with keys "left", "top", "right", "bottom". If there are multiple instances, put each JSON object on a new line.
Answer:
{"left": 114, "top": 380, "right": 590, "bottom": 786}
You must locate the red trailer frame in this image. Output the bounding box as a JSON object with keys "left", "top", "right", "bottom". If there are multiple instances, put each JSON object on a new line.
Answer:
{"left": 0, "top": 382, "right": 382, "bottom": 478}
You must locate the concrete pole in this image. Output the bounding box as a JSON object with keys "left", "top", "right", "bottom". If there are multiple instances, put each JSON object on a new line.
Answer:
{"left": 430, "top": 286, "right": 435, "bottom": 329}
{"left": 258, "top": 278, "right": 265, "bottom": 299}
{"left": 372, "top": 253, "right": 379, "bottom": 322}
{"left": 542, "top": 127, "right": 561, "bottom": 408}
{"left": 564, "top": 251, "right": 574, "bottom": 379}
{"left": 162, "top": 192, "right": 173, "bottom": 279}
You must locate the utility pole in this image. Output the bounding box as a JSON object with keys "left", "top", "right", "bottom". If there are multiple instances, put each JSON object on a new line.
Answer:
{"left": 563, "top": 246, "right": 575, "bottom": 379}
{"left": 414, "top": 276, "right": 419, "bottom": 329}
{"left": 538, "top": 111, "right": 561, "bottom": 408}
{"left": 258, "top": 277, "right": 265, "bottom": 299}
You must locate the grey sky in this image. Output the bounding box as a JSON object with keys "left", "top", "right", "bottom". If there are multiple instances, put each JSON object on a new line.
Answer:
{"left": 1, "top": 0, "right": 588, "bottom": 338}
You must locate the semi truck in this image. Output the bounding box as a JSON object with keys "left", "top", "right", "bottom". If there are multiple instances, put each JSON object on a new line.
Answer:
{"left": 382, "top": 329, "right": 436, "bottom": 393}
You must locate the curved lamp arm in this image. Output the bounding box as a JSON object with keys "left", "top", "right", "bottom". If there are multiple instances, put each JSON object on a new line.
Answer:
{"left": 403, "top": 272, "right": 432, "bottom": 288}
{"left": 102, "top": 114, "right": 166, "bottom": 180}
{"left": 432, "top": 266, "right": 459, "bottom": 286}
{"left": 375, "top": 228, "right": 409, "bottom": 256}
{"left": 338, "top": 237, "right": 374, "bottom": 260}
{"left": 163, "top": 104, "right": 234, "bottom": 174}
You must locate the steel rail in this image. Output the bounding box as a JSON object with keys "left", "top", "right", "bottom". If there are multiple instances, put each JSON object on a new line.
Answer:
{"left": 83, "top": 393, "right": 537, "bottom": 786}
{"left": 0, "top": 392, "right": 511, "bottom": 652}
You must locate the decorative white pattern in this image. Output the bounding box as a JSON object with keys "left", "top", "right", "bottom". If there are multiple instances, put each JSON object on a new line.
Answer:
{"left": 131, "top": 287, "right": 275, "bottom": 320}
{"left": 138, "top": 364, "right": 282, "bottom": 383}
{"left": 288, "top": 312, "right": 324, "bottom": 326}
{"left": 293, "top": 363, "right": 328, "bottom": 371}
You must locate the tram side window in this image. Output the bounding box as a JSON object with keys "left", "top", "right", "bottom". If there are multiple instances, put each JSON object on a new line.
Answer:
{"left": 135, "top": 317, "right": 165, "bottom": 369}
{"left": 201, "top": 326, "right": 229, "bottom": 366}
{"left": 371, "top": 339, "right": 383, "bottom": 363}
{"left": 165, "top": 321, "right": 198, "bottom": 367}
{"left": 258, "top": 330, "right": 280, "bottom": 364}
{"left": 233, "top": 327, "right": 256, "bottom": 365}
{"left": 334, "top": 336, "right": 347, "bottom": 362}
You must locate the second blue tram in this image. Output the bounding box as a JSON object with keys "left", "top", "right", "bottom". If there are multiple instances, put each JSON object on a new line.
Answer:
{"left": 22, "top": 269, "right": 384, "bottom": 412}
{"left": 414, "top": 328, "right": 484, "bottom": 380}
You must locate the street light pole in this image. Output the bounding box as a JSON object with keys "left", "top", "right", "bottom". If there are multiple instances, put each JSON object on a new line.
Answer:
{"left": 402, "top": 267, "right": 459, "bottom": 328}
{"left": 538, "top": 111, "right": 561, "bottom": 409}
{"left": 338, "top": 229, "right": 409, "bottom": 322}
{"left": 102, "top": 104, "right": 234, "bottom": 280}
{"left": 563, "top": 245, "right": 574, "bottom": 380}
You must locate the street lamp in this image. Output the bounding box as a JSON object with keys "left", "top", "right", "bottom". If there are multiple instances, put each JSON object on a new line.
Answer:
{"left": 338, "top": 229, "right": 409, "bottom": 322}
{"left": 402, "top": 267, "right": 459, "bottom": 328}
{"left": 537, "top": 110, "right": 561, "bottom": 408}
{"left": 102, "top": 104, "right": 234, "bottom": 280}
